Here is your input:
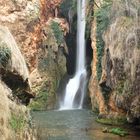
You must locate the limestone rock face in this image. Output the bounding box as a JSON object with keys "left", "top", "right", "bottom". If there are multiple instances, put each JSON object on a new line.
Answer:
{"left": 0, "top": 0, "right": 67, "bottom": 139}
{"left": 89, "top": 0, "right": 140, "bottom": 122}
{"left": 0, "top": 0, "right": 40, "bottom": 71}
{"left": 29, "top": 16, "right": 68, "bottom": 110}
{"left": 0, "top": 0, "right": 67, "bottom": 110}
{"left": 0, "top": 81, "right": 35, "bottom": 140}
{"left": 28, "top": 0, "right": 68, "bottom": 110}
{"left": 0, "top": 26, "right": 34, "bottom": 104}
{"left": 89, "top": 19, "right": 107, "bottom": 115}
{"left": 0, "top": 26, "right": 35, "bottom": 139}
{"left": 0, "top": 82, "right": 11, "bottom": 140}
{"left": 0, "top": 26, "right": 29, "bottom": 80}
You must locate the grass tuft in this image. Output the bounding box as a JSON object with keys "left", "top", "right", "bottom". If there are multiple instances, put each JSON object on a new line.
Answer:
{"left": 9, "top": 113, "right": 26, "bottom": 132}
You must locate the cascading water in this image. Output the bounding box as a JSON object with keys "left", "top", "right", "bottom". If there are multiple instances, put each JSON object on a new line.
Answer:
{"left": 60, "top": 0, "right": 87, "bottom": 110}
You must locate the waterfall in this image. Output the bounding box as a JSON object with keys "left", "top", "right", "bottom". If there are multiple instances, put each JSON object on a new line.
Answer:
{"left": 60, "top": 0, "right": 87, "bottom": 110}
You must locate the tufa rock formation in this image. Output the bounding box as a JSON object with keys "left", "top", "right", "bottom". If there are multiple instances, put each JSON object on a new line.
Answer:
{"left": 89, "top": 0, "right": 140, "bottom": 123}
{"left": 0, "top": 26, "right": 35, "bottom": 139}
{"left": 0, "top": 0, "right": 68, "bottom": 139}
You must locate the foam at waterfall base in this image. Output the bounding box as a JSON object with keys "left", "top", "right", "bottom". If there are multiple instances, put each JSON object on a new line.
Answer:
{"left": 59, "top": 106, "right": 82, "bottom": 111}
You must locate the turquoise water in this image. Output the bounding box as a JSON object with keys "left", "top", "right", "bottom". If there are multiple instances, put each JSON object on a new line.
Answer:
{"left": 31, "top": 109, "right": 140, "bottom": 140}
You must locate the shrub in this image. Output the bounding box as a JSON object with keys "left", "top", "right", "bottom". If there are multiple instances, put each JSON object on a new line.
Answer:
{"left": 51, "top": 21, "right": 64, "bottom": 45}
{"left": 0, "top": 42, "right": 11, "bottom": 68}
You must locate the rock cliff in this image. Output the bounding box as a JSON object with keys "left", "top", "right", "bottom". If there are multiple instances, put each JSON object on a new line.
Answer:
{"left": 0, "top": 26, "right": 34, "bottom": 139}
{"left": 0, "top": 0, "right": 68, "bottom": 110}
{"left": 89, "top": 0, "right": 140, "bottom": 123}
{"left": 0, "top": 0, "right": 68, "bottom": 139}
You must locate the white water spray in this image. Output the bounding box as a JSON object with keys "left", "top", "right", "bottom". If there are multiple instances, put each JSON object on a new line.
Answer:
{"left": 60, "top": 0, "right": 87, "bottom": 110}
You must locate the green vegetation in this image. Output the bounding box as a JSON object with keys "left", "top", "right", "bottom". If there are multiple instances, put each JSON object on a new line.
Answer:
{"left": 95, "top": 0, "right": 112, "bottom": 81}
{"left": 110, "top": 128, "right": 129, "bottom": 136}
{"left": 96, "top": 117, "right": 127, "bottom": 125}
{"left": 103, "top": 127, "right": 129, "bottom": 137}
{"left": 29, "top": 91, "right": 48, "bottom": 111}
{"left": 32, "top": 43, "right": 66, "bottom": 111}
{"left": 51, "top": 21, "right": 64, "bottom": 45}
{"left": 29, "top": 78, "right": 58, "bottom": 111}
{"left": 9, "top": 113, "right": 26, "bottom": 132}
{"left": 0, "top": 42, "right": 11, "bottom": 68}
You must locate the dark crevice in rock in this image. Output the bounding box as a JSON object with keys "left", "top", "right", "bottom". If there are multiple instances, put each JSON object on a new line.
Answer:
{"left": 86, "top": 38, "right": 93, "bottom": 71}
{"left": 99, "top": 49, "right": 113, "bottom": 99}
{"left": 1, "top": 69, "right": 34, "bottom": 105}
{"left": 1, "top": 70, "right": 28, "bottom": 90}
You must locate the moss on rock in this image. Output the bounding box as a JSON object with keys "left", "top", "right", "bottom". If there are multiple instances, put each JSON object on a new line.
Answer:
{"left": 0, "top": 41, "right": 11, "bottom": 68}
{"left": 96, "top": 117, "right": 127, "bottom": 125}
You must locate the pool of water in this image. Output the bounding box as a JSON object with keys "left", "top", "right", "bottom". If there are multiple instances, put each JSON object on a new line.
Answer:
{"left": 31, "top": 109, "right": 140, "bottom": 140}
